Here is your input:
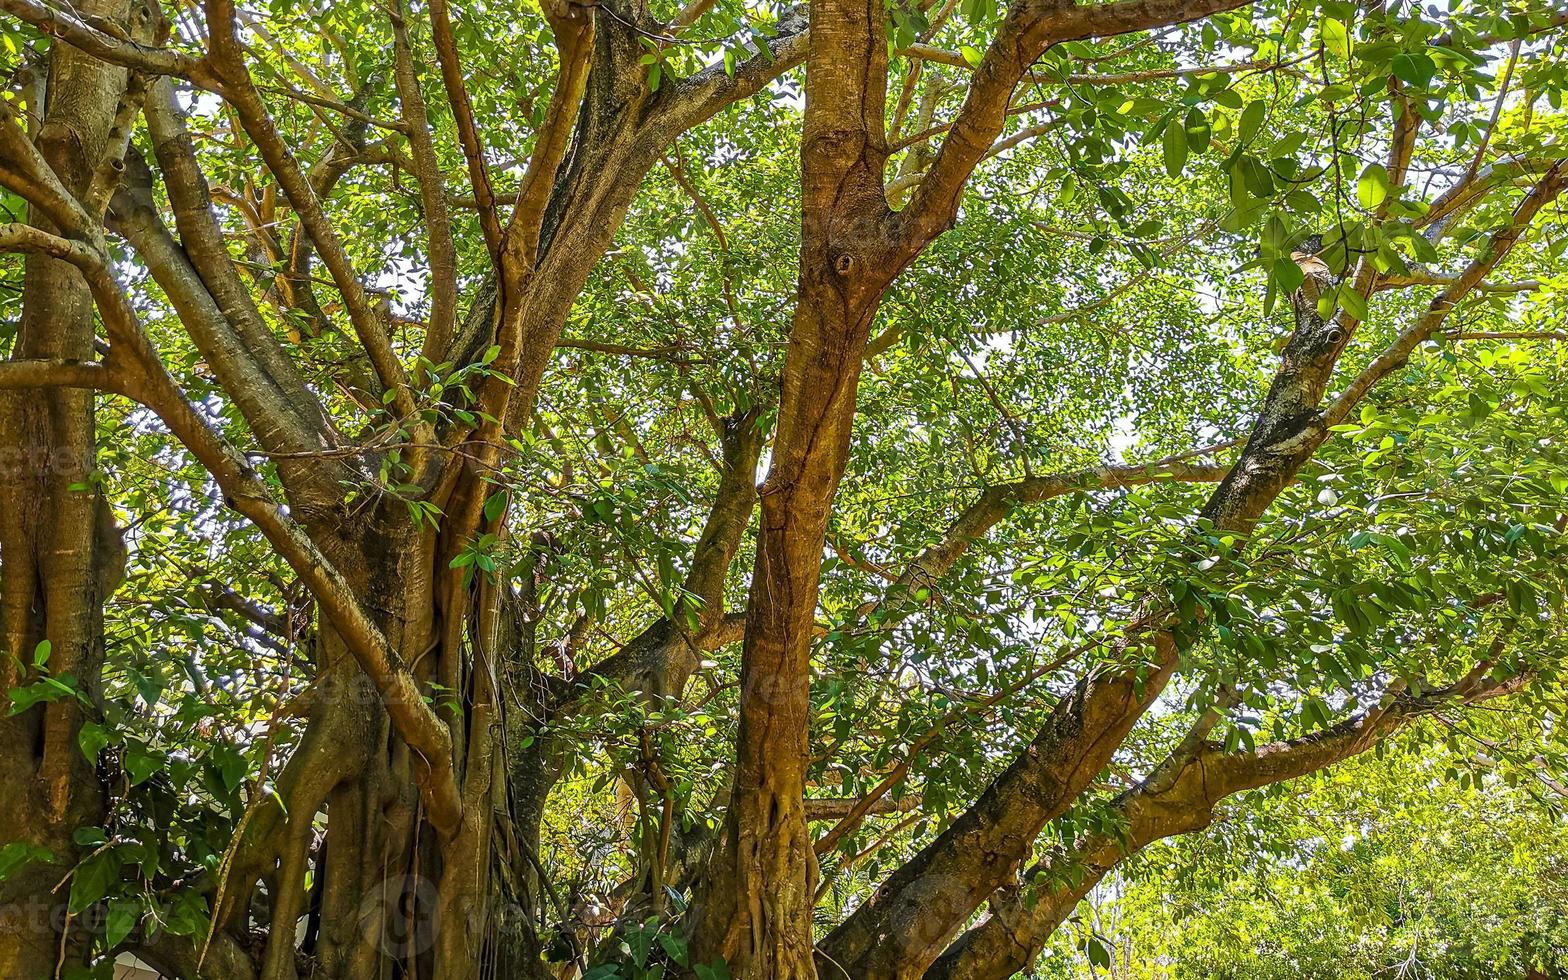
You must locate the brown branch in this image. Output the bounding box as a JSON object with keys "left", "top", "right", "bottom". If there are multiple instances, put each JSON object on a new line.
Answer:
{"left": 555, "top": 337, "right": 711, "bottom": 363}
{"left": 655, "top": 10, "right": 810, "bottom": 137}
{"left": 390, "top": 0, "right": 458, "bottom": 374}
{"left": 890, "top": 97, "right": 1058, "bottom": 154}
{"left": 83, "top": 73, "right": 148, "bottom": 219}
{"left": 1376, "top": 273, "right": 1539, "bottom": 294}
{"left": 1417, "top": 157, "right": 1558, "bottom": 237}
{"left": 436, "top": 1, "right": 596, "bottom": 569}
{"left": 670, "top": 0, "right": 717, "bottom": 31}
{"left": 1327, "top": 162, "right": 1568, "bottom": 427}
{"left": 879, "top": 455, "right": 1230, "bottom": 614}
{"left": 1450, "top": 330, "right": 1567, "bottom": 342}
{"left": 931, "top": 664, "right": 1532, "bottom": 980}
{"left": 427, "top": 0, "right": 504, "bottom": 261}
{"left": 662, "top": 148, "right": 729, "bottom": 252}
{"left": 0, "top": 357, "right": 116, "bottom": 390}
{"left": 133, "top": 85, "right": 346, "bottom": 503}
{"left": 192, "top": 25, "right": 418, "bottom": 420}
{"left": 812, "top": 637, "right": 1095, "bottom": 858}
{"left": 889, "top": 60, "right": 926, "bottom": 145}
{"left": 1459, "top": 38, "right": 1519, "bottom": 190}
{"left": 0, "top": 217, "right": 464, "bottom": 838}
{"left": 256, "top": 81, "right": 406, "bottom": 132}
{"left": 500, "top": 0, "right": 595, "bottom": 277}
{"left": 895, "top": 0, "right": 1256, "bottom": 254}
{"left": 887, "top": 119, "right": 1055, "bottom": 196}
{"left": 0, "top": 221, "right": 104, "bottom": 268}
{"left": 562, "top": 413, "right": 764, "bottom": 709}
{"left": 0, "top": 0, "right": 198, "bottom": 76}
{"left": 899, "top": 44, "right": 1275, "bottom": 86}
{"left": 804, "top": 795, "right": 921, "bottom": 822}
{"left": 0, "top": 96, "right": 95, "bottom": 236}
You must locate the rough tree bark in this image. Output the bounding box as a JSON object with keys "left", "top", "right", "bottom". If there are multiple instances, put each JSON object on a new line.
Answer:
{"left": 689, "top": 0, "right": 900, "bottom": 967}
{"left": 0, "top": 3, "right": 130, "bottom": 971}
{"left": 693, "top": 0, "right": 1256, "bottom": 974}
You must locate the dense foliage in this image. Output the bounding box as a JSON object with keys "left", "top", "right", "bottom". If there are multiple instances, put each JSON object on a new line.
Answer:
{"left": 0, "top": 0, "right": 1565, "bottom": 975}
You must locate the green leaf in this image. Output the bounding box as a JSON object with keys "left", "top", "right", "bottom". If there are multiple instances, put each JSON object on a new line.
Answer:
{"left": 7, "top": 674, "right": 85, "bottom": 715}
{"left": 1340, "top": 284, "right": 1368, "bottom": 321}
{"left": 104, "top": 897, "right": 138, "bottom": 949}
{"left": 163, "top": 890, "right": 209, "bottom": 937}
{"left": 1162, "top": 118, "right": 1189, "bottom": 177}
{"left": 1391, "top": 52, "right": 1436, "bottom": 88}
{"left": 124, "top": 745, "right": 162, "bottom": 786}
{"left": 73, "top": 826, "right": 107, "bottom": 847}
{"left": 1086, "top": 935, "right": 1113, "bottom": 969}
{"left": 0, "top": 841, "right": 52, "bottom": 882}
{"left": 1321, "top": 17, "right": 1351, "bottom": 60}
{"left": 1356, "top": 162, "right": 1390, "bottom": 210}
{"left": 1272, "top": 255, "right": 1306, "bottom": 294}
{"left": 658, "top": 933, "right": 689, "bottom": 966}
{"left": 79, "top": 721, "right": 110, "bottom": 764}
{"left": 483, "top": 490, "right": 507, "bottom": 523}
{"left": 68, "top": 850, "right": 120, "bottom": 914}
{"left": 694, "top": 960, "right": 732, "bottom": 980}
{"left": 1238, "top": 99, "right": 1266, "bottom": 145}
{"left": 959, "top": 44, "right": 983, "bottom": 68}
{"left": 1184, "top": 106, "right": 1211, "bottom": 152}
{"left": 211, "top": 744, "right": 247, "bottom": 792}
{"left": 31, "top": 639, "right": 51, "bottom": 668}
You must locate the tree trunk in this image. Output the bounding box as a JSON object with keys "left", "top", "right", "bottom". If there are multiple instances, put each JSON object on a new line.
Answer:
{"left": 0, "top": 6, "right": 128, "bottom": 972}
{"left": 691, "top": 0, "right": 896, "bottom": 967}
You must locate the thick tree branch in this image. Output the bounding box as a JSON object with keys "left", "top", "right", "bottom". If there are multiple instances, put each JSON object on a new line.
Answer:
{"left": 657, "top": 9, "right": 811, "bottom": 137}
{"left": 822, "top": 137, "right": 1388, "bottom": 975}
{"left": 190, "top": 21, "right": 418, "bottom": 420}
{"left": 804, "top": 795, "right": 921, "bottom": 822}
{"left": 501, "top": 0, "right": 594, "bottom": 277}
{"left": 0, "top": 98, "right": 97, "bottom": 237}
{"left": 824, "top": 151, "right": 1568, "bottom": 980}
{"left": 0, "top": 0, "right": 198, "bottom": 76}
{"left": 389, "top": 0, "right": 458, "bottom": 374}
{"left": 0, "top": 220, "right": 102, "bottom": 267}
{"left": 562, "top": 410, "right": 764, "bottom": 709}
{"left": 122, "top": 85, "right": 348, "bottom": 505}
{"left": 0, "top": 357, "right": 116, "bottom": 390}
{"left": 426, "top": 0, "right": 504, "bottom": 260}
{"left": 896, "top": 0, "right": 1254, "bottom": 253}
{"left": 878, "top": 456, "right": 1230, "bottom": 614}
{"left": 1418, "top": 157, "right": 1558, "bottom": 239}
{"left": 804, "top": 456, "right": 1230, "bottom": 857}
{"left": 1327, "top": 163, "right": 1567, "bottom": 427}
{"left": 929, "top": 664, "right": 1533, "bottom": 979}
{"left": 691, "top": 0, "right": 897, "bottom": 963}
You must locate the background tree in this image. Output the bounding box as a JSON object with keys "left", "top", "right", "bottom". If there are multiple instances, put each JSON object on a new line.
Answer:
{"left": 0, "top": 0, "right": 1564, "bottom": 976}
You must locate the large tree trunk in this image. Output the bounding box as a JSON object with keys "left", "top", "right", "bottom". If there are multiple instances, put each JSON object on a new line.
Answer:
{"left": 0, "top": 7, "right": 128, "bottom": 973}
{"left": 690, "top": 0, "right": 896, "bottom": 969}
